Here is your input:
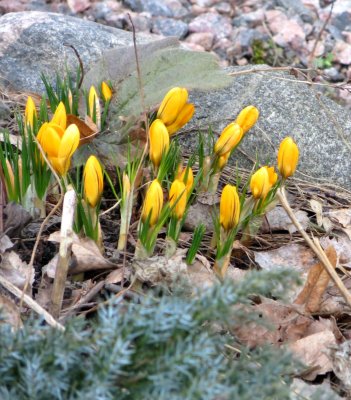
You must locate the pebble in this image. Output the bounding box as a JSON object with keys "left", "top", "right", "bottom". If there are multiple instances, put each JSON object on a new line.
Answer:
{"left": 152, "top": 17, "right": 188, "bottom": 39}
{"left": 185, "top": 32, "right": 214, "bottom": 51}
{"left": 188, "top": 12, "right": 233, "bottom": 39}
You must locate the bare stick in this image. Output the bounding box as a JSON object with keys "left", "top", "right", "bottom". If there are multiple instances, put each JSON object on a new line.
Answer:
{"left": 277, "top": 187, "right": 351, "bottom": 308}
{"left": 50, "top": 186, "right": 77, "bottom": 318}
{"left": 0, "top": 274, "right": 64, "bottom": 331}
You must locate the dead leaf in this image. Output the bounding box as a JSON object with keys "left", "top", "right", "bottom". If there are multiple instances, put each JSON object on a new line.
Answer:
{"left": 105, "top": 268, "right": 125, "bottom": 285}
{"left": 0, "top": 234, "right": 13, "bottom": 253}
{"left": 329, "top": 340, "right": 351, "bottom": 392}
{"left": 321, "top": 234, "right": 351, "bottom": 268}
{"left": 326, "top": 208, "right": 351, "bottom": 228}
{"left": 67, "top": 114, "right": 98, "bottom": 146}
{"left": 310, "top": 199, "right": 324, "bottom": 227}
{"left": 294, "top": 246, "right": 337, "bottom": 313}
{"left": 290, "top": 330, "right": 337, "bottom": 380}
{"left": 184, "top": 202, "right": 214, "bottom": 231}
{"left": 262, "top": 206, "right": 309, "bottom": 234}
{"left": 46, "top": 232, "right": 116, "bottom": 276}
{"left": 0, "top": 251, "right": 34, "bottom": 292}
{"left": 0, "top": 294, "right": 22, "bottom": 328}
{"left": 4, "top": 202, "right": 33, "bottom": 238}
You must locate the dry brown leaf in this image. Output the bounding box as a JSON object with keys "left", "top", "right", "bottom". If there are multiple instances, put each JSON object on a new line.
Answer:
{"left": 46, "top": 232, "right": 116, "bottom": 276}
{"left": 187, "top": 260, "right": 215, "bottom": 289}
{"left": 310, "top": 199, "right": 324, "bottom": 227}
{"left": 326, "top": 208, "right": 351, "bottom": 228}
{"left": 0, "top": 251, "right": 34, "bottom": 292}
{"left": 294, "top": 246, "right": 337, "bottom": 313}
{"left": 67, "top": 114, "right": 98, "bottom": 146}
{"left": 105, "top": 268, "right": 125, "bottom": 285}
{"left": 0, "top": 294, "right": 22, "bottom": 328}
{"left": 0, "top": 235, "right": 13, "bottom": 253}
{"left": 321, "top": 234, "right": 351, "bottom": 268}
{"left": 290, "top": 330, "right": 337, "bottom": 380}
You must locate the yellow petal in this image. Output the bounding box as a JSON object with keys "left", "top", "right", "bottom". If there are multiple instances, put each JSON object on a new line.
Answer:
{"left": 141, "top": 179, "right": 163, "bottom": 226}
{"left": 235, "top": 105, "right": 259, "bottom": 134}
{"left": 89, "top": 86, "right": 99, "bottom": 115}
{"left": 169, "top": 179, "right": 187, "bottom": 220}
{"left": 218, "top": 151, "right": 230, "bottom": 170}
{"left": 38, "top": 125, "right": 62, "bottom": 158}
{"left": 149, "top": 119, "right": 170, "bottom": 168}
{"left": 25, "top": 96, "right": 37, "bottom": 128}
{"left": 214, "top": 123, "right": 243, "bottom": 156}
{"left": 167, "top": 103, "right": 195, "bottom": 135}
{"left": 266, "top": 166, "right": 278, "bottom": 186}
{"left": 157, "top": 87, "right": 188, "bottom": 126}
{"left": 51, "top": 102, "right": 67, "bottom": 130}
{"left": 58, "top": 124, "right": 80, "bottom": 159}
{"left": 277, "top": 137, "right": 299, "bottom": 179}
{"left": 220, "top": 184, "right": 240, "bottom": 231}
{"left": 101, "top": 81, "right": 112, "bottom": 102}
{"left": 83, "top": 155, "right": 104, "bottom": 208}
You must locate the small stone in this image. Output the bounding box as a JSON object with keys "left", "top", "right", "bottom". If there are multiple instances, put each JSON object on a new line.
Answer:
{"left": 0, "top": 0, "right": 27, "bottom": 13}
{"left": 181, "top": 42, "right": 205, "bottom": 52}
{"left": 236, "top": 58, "right": 248, "bottom": 66}
{"left": 192, "top": 0, "right": 219, "bottom": 6}
{"left": 333, "top": 40, "right": 351, "bottom": 65}
{"left": 240, "top": 9, "right": 265, "bottom": 28}
{"left": 141, "top": 0, "right": 173, "bottom": 17}
{"left": 67, "top": 0, "right": 90, "bottom": 13}
{"left": 190, "top": 5, "right": 207, "bottom": 16}
{"left": 188, "top": 12, "right": 233, "bottom": 39}
{"left": 324, "top": 67, "right": 345, "bottom": 82}
{"left": 214, "top": 2, "right": 232, "bottom": 14}
{"left": 185, "top": 32, "right": 214, "bottom": 51}
{"left": 152, "top": 17, "right": 188, "bottom": 39}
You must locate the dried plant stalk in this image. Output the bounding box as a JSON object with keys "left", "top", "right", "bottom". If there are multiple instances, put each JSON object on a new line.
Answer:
{"left": 50, "top": 186, "right": 76, "bottom": 319}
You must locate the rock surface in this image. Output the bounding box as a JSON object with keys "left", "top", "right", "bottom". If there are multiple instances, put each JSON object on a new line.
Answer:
{"left": 0, "top": 11, "right": 350, "bottom": 188}
{"left": 0, "top": 11, "right": 155, "bottom": 92}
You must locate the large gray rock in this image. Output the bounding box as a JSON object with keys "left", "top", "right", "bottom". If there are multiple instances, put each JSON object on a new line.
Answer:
{"left": 0, "top": 12, "right": 350, "bottom": 189}
{"left": 0, "top": 11, "right": 156, "bottom": 93}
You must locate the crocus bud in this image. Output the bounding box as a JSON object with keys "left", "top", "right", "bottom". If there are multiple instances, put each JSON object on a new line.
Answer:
{"left": 141, "top": 179, "right": 163, "bottom": 226}
{"left": 267, "top": 166, "right": 278, "bottom": 187}
{"left": 83, "top": 155, "right": 104, "bottom": 208}
{"left": 122, "top": 172, "right": 131, "bottom": 201}
{"left": 169, "top": 179, "right": 187, "bottom": 220}
{"left": 220, "top": 184, "right": 240, "bottom": 232}
{"left": 235, "top": 106, "right": 259, "bottom": 134}
{"left": 277, "top": 137, "right": 299, "bottom": 179}
{"left": 157, "top": 87, "right": 194, "bottom": 135}
{"left": 149, "top": 119, "right": 170, "bottom": 168}
{"left": 51, "top": 102, "right": 67, "bottom": 130}
{"left": 88, "top": 86, "right": 99, "bottom": 117}
{"left": 38, "top": 123, "right": 80, "bottom": 176}
{"left": 25, "top": 96, "right": 37, "bottom": 129}
{"left": 214, "top": 123, "right": 243, "bottom": 156}
{"left": 101, "top": 81, "right": 112, "bottom": 102}
{"left": 250, "top": 167, "right": 270, "bottom": 200}
{"left": 176, "top": 166, "right": 194, "bottom": 193}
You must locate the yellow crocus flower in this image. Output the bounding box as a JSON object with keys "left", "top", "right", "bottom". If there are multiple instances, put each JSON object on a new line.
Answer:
{"left": 176, "top": 166, "right": 194, "bottom": 193}
{"left": 88, "top": 86, "right": 99, "bottom": 117}
{"left": 218, "top": 151, "right": 231, "bottom": 170}
{"left": 101, "top": 81, "right": 112, "bottom": 102}
{"left": 214, "top": 123, "right": 243, "bottom": 156}
{"left": 25, "top": 96, "right": 37, "bottom": 129}
{"left": 169, "top": 179, "right": 187, "bottom": 220}
{"left": 141, "top": 179, "right": 163, "bottom": 226}
{"left": 277, "top": 137, "right": 299, "bottom": 179}
{"left": 83, "top": 155, "right": 104, "bottom": 208}
{"left": 250, "top": 167, "right": 270, "bottom": 200}
{"left": 37, "top": 123, "right": 80, "bottom": 176}
{"left": 51, "top": 102, "right": 67, "bottom": 130}
{"left": 149, "top": 119, "right": 170, "bottom": 168}
{"left": 157, "top": 87, "right": 194, "bottom": 135}
{"left": 220, "top": 184, "right": 240, "bottom": 232}
{"left": 235, "top": 105, "right": 259, "bottom": 134}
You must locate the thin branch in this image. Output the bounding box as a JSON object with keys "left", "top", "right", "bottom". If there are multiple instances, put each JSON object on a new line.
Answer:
{"left": 63, "top": 43, "right": 85, "bottom": 89}
{"left": 277, "top": 187, "right": 351, "bottom": 309}
{"left": 0, "top": 274, "right": 65, "bottom": 331}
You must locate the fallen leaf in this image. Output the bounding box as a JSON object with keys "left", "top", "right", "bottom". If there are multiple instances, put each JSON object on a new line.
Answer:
{"left": 0, "top": 294, "right": 22, "bottom": 329}
{"left": 290, "top": 330, "right": 337, "bottom": 380}
{"left": 310, "top": 199, "right": 324, "bottom": 227}
{"left": 0, "top": 251, "right": 34, "bottom": 292}
{"left": 321, "top": 234, "right": 351, "bottom": 268}
{"left": 290, "top": 378, "right": 342, "bottom": 400}
{"left": 3, "top": 202, "right": 33, "bottom": 238}
{"left": 294, "top": 246, "right": 337, "bottom": 313}
{"left": 0, "top": 235, "right": 13, "bottom": 253}
{"left": 67, "top": 114, "right": 98, "bottom": 146}
{"left": 326, "top": 208, "right": 351, "bottom": 228}
{"left": 105, "top": 268, "right": 125, "bottom": 285}
{"left": 329, "top": 340, "right": 351, "bottom": 392}
{"left": 46, "top": 232, "right": 117, "bottom": 277}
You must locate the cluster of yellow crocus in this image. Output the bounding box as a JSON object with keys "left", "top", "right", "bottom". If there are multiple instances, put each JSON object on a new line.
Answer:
{"left": 141, "top": 179, "right": 164, "bottom": 226}
{"left": 176, "top": 166, "right": 194, "bottom": 194}
{"left": 83, "top": 155, "right": 104, "bottom": 208}
{"left": 149, "top": 87, "right": 195, "bottom": 170}
{"left": 37, "top": 102, "right": 80, "bottom": 177}
{"left": 220, "top": 184, "right": 241, "bottom": 232}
